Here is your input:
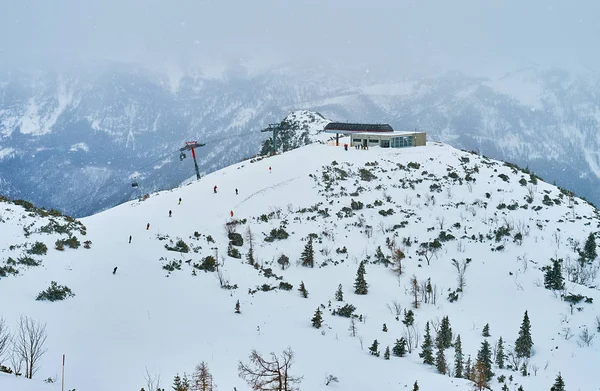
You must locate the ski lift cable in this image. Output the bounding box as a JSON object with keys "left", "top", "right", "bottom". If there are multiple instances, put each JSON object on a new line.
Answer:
{"left": 64, "top": 128, "right": 270, "bottom": 216}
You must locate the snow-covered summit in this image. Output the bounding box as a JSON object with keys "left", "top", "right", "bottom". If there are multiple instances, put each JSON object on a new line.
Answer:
{"left": 259, "top": 110, "right": 331, "bottom": 155}
{"left": 1, "top": 141, "right": 599, "bottom": 391}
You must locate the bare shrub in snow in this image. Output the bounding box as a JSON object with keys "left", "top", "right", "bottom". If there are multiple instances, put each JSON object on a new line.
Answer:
{"left": 387, "top": 300, "right": 402, "bottom": 318}
{"left": 452, "top": 258, "right": 469, "bottom": 292}
{"left": 143, "top": 367, "right": 162, "bottom": 391}
{"left": 13, "top": 315, "right": 47, "bottom": 379}
{"left": 238, "top": 347, "right": 301, "bottom": 391}
{"left": 436, "top": 216, "right": 445, "bottom": 230}
{"left": 577, "top": 326, "right": 595, "bottom": 347}
{"left": 0, "top": 317, "right": 10, "bottom": 364}
{"left": 562, "top": 327, "right": 574, "bottom": 341}
{"left": 595, "top": 316, "right": 600, "bottom": 332}
{"left": 324, "top": 374, "right": 339, "bottom": 385}
{"left": 402, "top": 324, "right": 420, "bottom": 354}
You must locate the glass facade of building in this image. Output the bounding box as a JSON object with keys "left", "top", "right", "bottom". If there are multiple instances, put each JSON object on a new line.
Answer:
{"left": 391, "top": 136, "right": 414, "bottom": 148}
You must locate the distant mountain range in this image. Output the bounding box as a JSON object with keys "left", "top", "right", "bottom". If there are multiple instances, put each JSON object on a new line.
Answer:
{"left": 1, "top": 66, "right": 599, "bottom": 216}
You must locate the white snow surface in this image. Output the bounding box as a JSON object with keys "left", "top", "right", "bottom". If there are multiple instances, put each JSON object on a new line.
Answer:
{"left": 1, "top": 142, "right": 599, "bottom": 391}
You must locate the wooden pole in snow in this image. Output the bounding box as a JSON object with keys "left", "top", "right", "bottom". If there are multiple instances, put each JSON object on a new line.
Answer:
{"left": 62, "top": 354, "right": 65, "bottom": 391}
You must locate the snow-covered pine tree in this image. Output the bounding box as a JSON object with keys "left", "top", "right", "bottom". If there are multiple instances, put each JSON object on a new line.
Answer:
{"left": 300, "top": 236, "right": 315, "bottom": 267}
{"left": 521, "top": 362, "right": 528, "bottom": 376}
{"left": 550, "top": 373, "right": 565, "bottom": 391}
{"left": 412, "top": 381, "right": 419, "bottom": 391}
{"left": 435, "top": 339, "right": 447, "bottom": 374}
{"left": 335, "top": 284, "right": 343, "bottom": 301}
{"left": 354, "top": 261, "right": 368, "bottom": 295}
{"left": 476, "top": 340, "right": 494, "bottom": 381}
{"left": 454, "top": 334, "right": 463, "bottom": 378}
{"left": 482, "top": 323, "right": 490, "bottom": 337}
{"left": 383, "top": 346, "right": 390, "bottom": 360}
{"left": 419, "top": 321, "right": 434, "bottom": 365}
{"left": 374, "top": 245, "right": 389, "bottom": 266}
{"left": 392, "top": 338, "right": 407, "bottom": 357}
{"left": 495, "top": 336, "right": 505, "bottom": 369}
{"left": 544, "top": 259, "right": 565, "bottom": 291}
{"left": 583, "top": 232, "right": 597, "bottom": 262}
{"left": 464, "top": 356, "right": 472, "bottom": 380}
{"left": 403, "top": 309, "right": 415, "bottom": 326}
{"left": 172, "top": 374, "right": 184, "bottom": 391}
{"left": 440, "top": 315, "right": 453, "bottom": 348}
{"left": 515, "top": 311, "right": 533, "bottom": 358}
{"left": 311, "top": 308, "right": 323, "bottom": 328}
{"left": 298, "top": 281, "right": 308, "bottom": 298}
{"left": 369, "top": 339, "right": 380, "bottom": 356}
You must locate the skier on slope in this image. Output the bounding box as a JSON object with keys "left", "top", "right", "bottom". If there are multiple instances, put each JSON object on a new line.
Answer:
{"left": 214, "top": 185, "right": 218, "bottom": 193}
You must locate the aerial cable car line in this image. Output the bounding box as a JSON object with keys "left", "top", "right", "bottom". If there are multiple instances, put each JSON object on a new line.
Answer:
{"left": 63, "top": 127, "right": 270, "bottom": 216}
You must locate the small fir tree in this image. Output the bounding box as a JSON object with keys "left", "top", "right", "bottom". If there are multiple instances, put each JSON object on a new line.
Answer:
{"left": 335, "top": 284, "right": 343, "bottom": 301}
{"left": 477, "top": 340, "right": 494, "bottom": 381}
{"left": 354, "top": 261, "right": 368, "bottom": 295}
{"left": 392, "top": 338, "right": 407, "bottom": 357}
{"left": 375, "top": 245, "right": 389, "bottom": 266}
{"left": 482, "top": 323, "right": 490, "bottom": 337}
{"left": 403, "top": 309, "right": 415, "bottom": 326}
{"left": 435, "top": 339, "right": 447, "bottom": 374}
{"left": 454, "top": 334, "right": 463, "bottom": 378}
{"left": 501, "top": 384, "right": 509, "bottom": 391}
{"left": 515, "top": 311, "right": 533, "bottom": 358}
{"left": 382, "top": 323, "right": 388, "bottom": 332}
{"left": 544, "top": 259, "right": 565, "bottom": 291}
{"left": 235, "top": 300, "right": 241, "bottom": 314}
{"left": 517, "top": 386, "right": 524, "bottom": 391}
{"left": 173, "top": 374, "right": 185, "bottom": 391}
{"left": 550, "top": 373, "right": 566, "bottom": 391}
{"left": 246, "top": 246, "right": 255, "bottom": 266}
{"left": 583, "top": 232, "right": 597, "bottom": 262}
{"left": 413, "top": 381, "right": 419, "bottom": 391}
{"left": 495, "top": 336, "right": 505, "bottom": 369}
{"left": 298, "top": 281, "right": 308, "bottom": 298}
{"left": 419, "top": 321, "right": 434, "bottom": 365}
{"left": 464, "top": 356, "right": 472, "bottom": 380}
{"left": 383, "top": 346, "right": 390, "bottom": 360}
{"left": 439, "top": 315, "right": 453, "bottom": 348}
{"left": 300, "top": 237, "right": 315, "bottom": 267}
{"left": 369, "top": 339, "right": 380, "bottom": 356}
{"left": 520, "top": 362, "right": 528, "bottom": 376}
{"left": 311, "top": 307, "right": 323, "bottom": 328}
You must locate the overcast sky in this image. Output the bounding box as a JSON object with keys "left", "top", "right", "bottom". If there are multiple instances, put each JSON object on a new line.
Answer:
{"left": 1, "top": 0, "right": 598, "bottom": 77}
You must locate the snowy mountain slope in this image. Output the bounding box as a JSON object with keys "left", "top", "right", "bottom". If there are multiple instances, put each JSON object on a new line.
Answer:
{"left": 1, "top": 141, "right": 600, "bottom": 391}
{"left": 2, "top": 66, "right": 600, "bottom": 217}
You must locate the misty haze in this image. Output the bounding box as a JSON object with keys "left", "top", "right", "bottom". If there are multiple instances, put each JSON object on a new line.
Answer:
{"left": 1, "top": 2, "right": 600, "bottom": 390}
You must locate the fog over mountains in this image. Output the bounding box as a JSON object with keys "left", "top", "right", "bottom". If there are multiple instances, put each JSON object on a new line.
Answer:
{"left": 1, "top": 65, "right": 599, "bottom": 216}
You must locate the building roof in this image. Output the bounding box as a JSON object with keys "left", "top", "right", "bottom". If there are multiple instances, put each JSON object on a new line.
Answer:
{"left": 350, "top": 131, "right": 424, "bottom": 137}
{"left": 324, "top": 122, "right": 394, "bottom": 133}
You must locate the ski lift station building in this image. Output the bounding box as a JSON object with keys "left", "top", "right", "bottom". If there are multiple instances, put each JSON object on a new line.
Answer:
{"left": 324, "top": 122, "right": 426, "bottom": 148}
